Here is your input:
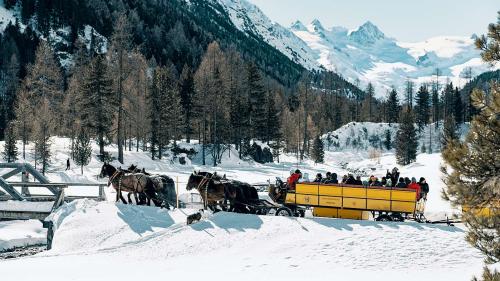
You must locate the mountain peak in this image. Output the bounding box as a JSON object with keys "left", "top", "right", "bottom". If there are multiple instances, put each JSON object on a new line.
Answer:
{"left": 310, "top": 19, "right": 324, "bottom": 32}
{"left": 290, "top": 20, "right": 307, "bottom": 31}
{"left": 349, "top": 21, "right": 385, "bottom": 44}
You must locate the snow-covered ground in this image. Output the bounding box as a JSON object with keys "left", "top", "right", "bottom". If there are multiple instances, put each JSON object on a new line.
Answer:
{"left": 0, "top": 220, "right": 46, "bottom": 251}
{"left": 0, "top": 134, "right": 489, "bottom": 280}
{"left": 0, "top": 200, "right": 485, "bottom": 280}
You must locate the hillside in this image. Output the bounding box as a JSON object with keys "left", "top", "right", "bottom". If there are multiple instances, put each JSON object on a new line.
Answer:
{"left": 212, "top": 0, "right": 498, "bottom": 94}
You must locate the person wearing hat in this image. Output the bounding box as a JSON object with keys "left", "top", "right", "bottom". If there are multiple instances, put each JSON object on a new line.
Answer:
{"left": 287, "top": 169, "right": 302, "bottom": 191}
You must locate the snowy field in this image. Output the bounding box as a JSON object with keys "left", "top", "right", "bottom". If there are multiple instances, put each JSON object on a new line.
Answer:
{"left": 0, "top": 135, "right": 489, "bottom": 280}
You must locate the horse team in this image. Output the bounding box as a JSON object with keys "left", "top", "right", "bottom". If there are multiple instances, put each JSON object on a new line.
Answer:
{"left": 99, "top": 164, "right": 260, "bottom": 213}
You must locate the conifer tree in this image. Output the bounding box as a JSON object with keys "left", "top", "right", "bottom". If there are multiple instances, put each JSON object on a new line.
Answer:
{"left": 247, "top": 62, "right": 267, "bottom": 140}
{"left": 74, "top": 129, "right": 92, "bottom": 174}
{"left": 79, "top": 55, "right": 115, "bottom": 160}
{"left": 33, "top": 99, "right": 53, "bottom": 175}
{"left": 384, "top": 129, "right": 392, "bottom": 150}
{"left": 453, "top": 87, "right": 464, "bottom": 125}
{"left": 386, "top": 88, "right": 400, "bottom": 124}
{"left": 2, "top": 122, "right": 18, "bottom": 163}
{"left": 311, "top": 135, "right": 324, "bottom": 164}
{"left": 442, "top": 86, "right": 499, "bottom": 263}
{"left": 441, "top": 115, "right": 457, "bottom": 148}
{"left": 395, "top": 110, "right": 418, "bottom": 165}
{"left": 414, "top": 85, "right": 430, "bottom": 131}
{"left": 443, "top": 14, "right": 500, "bottom": 271}
{"left": 265, "top": 91, "right": 281, "bottom": 144}
{"left": 179, "top": 65, "right": 195, "bottom": 142}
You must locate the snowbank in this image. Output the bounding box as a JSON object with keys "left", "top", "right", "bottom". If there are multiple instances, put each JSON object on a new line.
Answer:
{"left": 0, "top": 200, "right": 486, "bottom": 280}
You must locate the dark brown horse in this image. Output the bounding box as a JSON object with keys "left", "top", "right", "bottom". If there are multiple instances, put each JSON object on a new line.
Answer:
{"left": 186, "top": 171, "right": 259, "bottom": 213}
{"left": 126, "top": 164, "right": 176, "bottom": 209}
{"left": 99, "top": 163, "right": 155, "bottom": 205}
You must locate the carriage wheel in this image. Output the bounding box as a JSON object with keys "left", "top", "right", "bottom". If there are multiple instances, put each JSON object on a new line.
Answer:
{"left": 275, "top": 207, "right": 292, "bottom": 217}
{"left": 376, "top": 214, "right": 392, "bottom": 222}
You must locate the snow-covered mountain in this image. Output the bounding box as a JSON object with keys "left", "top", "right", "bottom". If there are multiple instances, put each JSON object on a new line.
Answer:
{"left": 216, "top": 0, "right": 496, "bottom": 96}
{"left": 215, "top": 0, "right": 318, "bottom": 70}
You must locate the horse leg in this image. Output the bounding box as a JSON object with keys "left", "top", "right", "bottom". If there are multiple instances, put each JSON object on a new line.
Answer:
{"left": 133, "top": 192, "right": 140, "bottom": 205}
{"left": 120, "top": 193, "right": 127, "bottom": 204}
{"left": 127, "top": 192, "right": 133, "bottom": 204}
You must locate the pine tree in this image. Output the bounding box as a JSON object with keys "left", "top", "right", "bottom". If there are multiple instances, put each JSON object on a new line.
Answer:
{"left": 2, "top": 122, "right": 18, "bottom": 163}
{"left": 441, "top": 115, "right": 457, "bottom": 148}
{"left": 74, "top": 129, "right": 92, "bottom": 174}
{"left": 33, "top": 99, "right": 53, "bottom": 175}
{"left": 266, "top": 91, "right": 281, "bottom": 144}
{"left": 395, "top": 110, "right": 418, "bottom": 165}
{"left": 78, "top": 55, "right": 115, "bottom": 160}
{"left": 415, "top": 85, "right": 430, "bottom": 131}
{"left": 311, "top": 135, "right": 324, "bottom": 164}
{"left": 386, "top": 88, "right": 400, "bottom": 124}
{"left": 384, "top": 129, "right": 392, "bottom": 150}
{"left": 14, "top": 88, "right": 32, "bottom": 159}
{"left": 247, "top": 62, "right": 267, "bottom": 140}
{"left": 453, "top": 87, "right": 464, "bottom": 125}
{"left": 179, "top": 65, "right": 195, "bottom": 142}
{"left": 442, "top": 86, "right": 500, "bottom": 263}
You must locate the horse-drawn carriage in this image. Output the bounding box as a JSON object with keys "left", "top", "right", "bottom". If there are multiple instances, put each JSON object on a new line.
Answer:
{"left": 269, "top": 178, "right": 425, "bottom": 221}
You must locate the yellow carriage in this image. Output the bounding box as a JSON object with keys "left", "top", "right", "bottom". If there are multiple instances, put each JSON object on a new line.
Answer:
{"left": 276, "top": 182, "right": 424, "bottom": 222}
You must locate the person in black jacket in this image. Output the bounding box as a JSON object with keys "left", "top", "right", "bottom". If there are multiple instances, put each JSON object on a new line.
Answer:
{"left": 419, "top": 177, "right": 429, "bottom": 200}
{"left": 396, "top": 177, "right": 407, "bottom": 188}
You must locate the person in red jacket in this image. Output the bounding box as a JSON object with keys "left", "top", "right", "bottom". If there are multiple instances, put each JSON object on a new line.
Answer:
{"left": 287, "top": 169, "right": 302, "bottom": 191}
{"left": 407, "top": 177, "right": 421, "bottom": 200}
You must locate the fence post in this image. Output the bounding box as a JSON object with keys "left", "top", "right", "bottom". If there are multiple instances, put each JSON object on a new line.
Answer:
{"left": 176, "top": 176, "right": 179, "bottom": 209}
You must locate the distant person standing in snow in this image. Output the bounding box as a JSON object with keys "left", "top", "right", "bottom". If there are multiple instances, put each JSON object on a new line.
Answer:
{"left": 66, "top": 158, "right": 71, "bottom": 171}
{"left": 418, "top": 177, "right": 429, "bottom": 200}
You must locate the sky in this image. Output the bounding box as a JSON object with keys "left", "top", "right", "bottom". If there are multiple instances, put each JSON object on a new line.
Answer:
{"left": 247, "top": 0, "right": 499, "bottom": 42}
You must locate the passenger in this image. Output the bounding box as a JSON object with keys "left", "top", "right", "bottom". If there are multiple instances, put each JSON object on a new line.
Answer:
{"left": 408, "top": 177, "right": 421, "bottom": 200}
{"left": 385, "top": 178, "right": 392, "bottom": 187}
{"left": 322, "top": 172, "right": 332, "bottom": 183}
{"left": 313, "top": 173, "right": 323, "bottom": 183}
{"left": 287, "top": 169, "right": 302, "bottom": 191}
{"left": 396, "top": 177, "right": 407, "bottom": 188}
{"left": 418, "top": 177, "right": 429, "bottom": 200}
{"left": 330, "top": 173, "right": 339, "bottom": 184}
{"left": 404, "top": 177, "right": 411, "bottom": 186}
{"left": 391, "top": 167, "right": 400, "bottom": 187}
{"left": 341, "top": 174, "right": 348, "bottom": 184}
{"left": 354, "top": 176, "right": 363, "bottom": 185}
{"left": 346, "top": 174, "right": 356, "bottom": 185}
{"left": 368, "top": 175, "right": 376, "bottom": 186}
{"left": 371, "top": 177, "right": 383, "bottom": 187}
{"left": 362, "top": 180, "right": 369, "bottom": 188}
{"left": 381, "top": 177, "right": 387, "bottom": 186}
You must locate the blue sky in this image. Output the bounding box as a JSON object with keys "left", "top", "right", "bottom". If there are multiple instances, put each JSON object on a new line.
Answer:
{"left": 247, "top": 0, "right": 499, "bottom": 41}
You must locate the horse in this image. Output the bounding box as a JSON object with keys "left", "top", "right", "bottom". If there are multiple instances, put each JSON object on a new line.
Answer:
{"left": 99, "top": 163, "right": 157, "bottom": 205}
{"left": 186, "top": 171, "right": 259, "bottom": 213}
{"left": 186, "top": 171, "right": 226, "bottom": 211}
{"left": 126, "top": 164, "right": 176, "bottom": 209}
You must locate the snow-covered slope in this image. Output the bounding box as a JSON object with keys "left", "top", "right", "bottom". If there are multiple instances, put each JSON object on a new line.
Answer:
{"left": 215, "top": 0, "right": 318, "bottom": 69}
{"left": 323, "top": 121, "right": 469, "bottom": 153}
{"left": 0, "top": 0, "right": 16, "bottom": 32}
{"left": 0, "top": 199, "right": 486, "bottom": 281}
{"left": 292, "top": 19, "right": 496, "bottom": 94}
{"left": 213, "top": 0, "right": 496, "bottom": 95}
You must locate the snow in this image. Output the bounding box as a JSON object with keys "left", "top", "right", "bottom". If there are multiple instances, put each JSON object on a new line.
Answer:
{"left": 0, "top": 220, "right": 46, "bottom": 251}
{"left": 0, "top": 200, "right": 486, "bottom": 280}
{"left": 0, "top": 0, "right": 16, "bottom": 32}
